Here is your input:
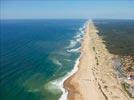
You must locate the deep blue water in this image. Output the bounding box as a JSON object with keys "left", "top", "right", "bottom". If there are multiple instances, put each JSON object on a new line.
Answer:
{"left": 0, "top": 19, "right": 86, "bottom": 100}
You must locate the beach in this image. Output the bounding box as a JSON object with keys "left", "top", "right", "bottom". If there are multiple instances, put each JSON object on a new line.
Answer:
{"left": 64, "top": 20, "right": 131, "bottom": 100}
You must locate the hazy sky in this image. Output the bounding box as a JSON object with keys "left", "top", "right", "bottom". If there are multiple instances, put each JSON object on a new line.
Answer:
{"left": 0, "top": 0, "right": 134, "bottom": 19}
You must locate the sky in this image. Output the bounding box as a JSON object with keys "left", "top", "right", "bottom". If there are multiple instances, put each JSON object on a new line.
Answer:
{"left": 0, "top": 0, "right": 134, "bottom": 19}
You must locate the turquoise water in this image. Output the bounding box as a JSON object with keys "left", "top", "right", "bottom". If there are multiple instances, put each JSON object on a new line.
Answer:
{"left": 0, "top": 19, "right": 86, "bottom": 100}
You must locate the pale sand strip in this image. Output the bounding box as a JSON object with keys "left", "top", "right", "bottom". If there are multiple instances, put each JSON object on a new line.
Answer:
{"left": 64, "top": 20, "right": 131, "bottom": 100}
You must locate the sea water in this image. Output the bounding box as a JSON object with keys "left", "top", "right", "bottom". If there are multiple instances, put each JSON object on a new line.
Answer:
{"left": 0, "top": 19, "right": 86, "bottom": 100}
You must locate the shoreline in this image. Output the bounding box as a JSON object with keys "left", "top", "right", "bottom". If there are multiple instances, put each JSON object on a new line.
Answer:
{"left": 57, "top": 22, "right": 87, "bottom": 100}
{"left": 58, "top": 56, "right": 80, "bottom": 100}
{"left": 64, "top": 20, "right": 130, "bottom": 100}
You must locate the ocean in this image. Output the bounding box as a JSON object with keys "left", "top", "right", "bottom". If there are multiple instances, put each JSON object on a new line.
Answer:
{"left": 0, "top": 19, "right": 86, "bottom": 100}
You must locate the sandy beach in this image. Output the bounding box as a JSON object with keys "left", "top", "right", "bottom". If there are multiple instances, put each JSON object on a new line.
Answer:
{"left": 64, "top": 20, "right": 131, "bottom": 100}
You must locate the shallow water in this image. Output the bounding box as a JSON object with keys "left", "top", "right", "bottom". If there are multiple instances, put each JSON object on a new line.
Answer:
{"left": 0, "top": 19, "right": 86, "bottom": 100}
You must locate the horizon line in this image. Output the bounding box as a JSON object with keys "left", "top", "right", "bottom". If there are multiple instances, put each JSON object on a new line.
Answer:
{"left": 1, "top": 18, "right": 134, "bottom": 20}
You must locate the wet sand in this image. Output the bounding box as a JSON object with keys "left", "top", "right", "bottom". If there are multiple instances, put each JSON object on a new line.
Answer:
{"left": 64, "top": 20, "right": 131, "bottom": 100}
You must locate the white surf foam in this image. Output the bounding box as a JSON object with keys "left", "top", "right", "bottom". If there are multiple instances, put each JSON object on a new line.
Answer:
{"left": 57, "top": 21, "right": 88, "bottom": 100}
{"left": 65, "top": 40, "right": 77, "bottom": 49}
{"left": 52, "top": 58, "right": 62, "bottom": 66}
{"left": 52, "top": 55, "right": 81, "bottom": 100}
{"left": 67, "top": 47, "right": 81, "bottom": 53}
{"left": 74, "top": 34, "right": 81, "bottom": 38}
{"left": 65, "top": 22, "right": 86, "bottom": 49}
{"left": 50, "top": 20, "right": 88, "bottom": 100}
{"left": 76, "top": 37, "right": 82, "bottom": 42}
{"left": 64, "top": 59, "right": 72, "bottom": 62}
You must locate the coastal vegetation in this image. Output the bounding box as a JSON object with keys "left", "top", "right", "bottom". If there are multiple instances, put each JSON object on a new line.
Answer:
{"left": 94, "top": 19, "right": 134, "bottom": 98}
